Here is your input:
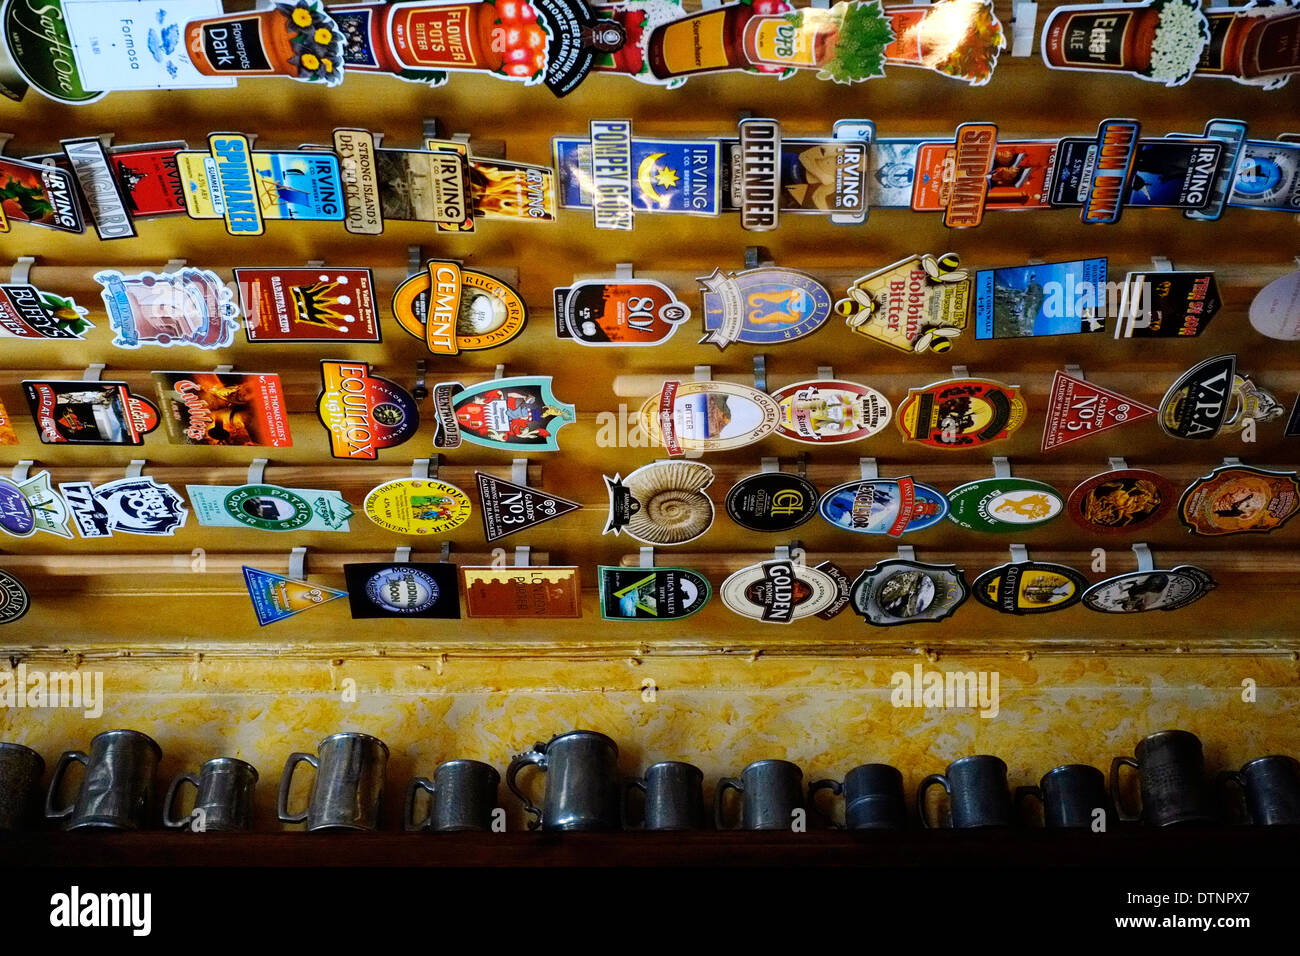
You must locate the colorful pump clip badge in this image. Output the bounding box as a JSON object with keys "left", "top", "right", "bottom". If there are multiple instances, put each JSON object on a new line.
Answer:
{"left": 817, "top": 461, "right": 947, "bottom": 537}
{"left": 838, "top": 253, "right": 970, "bottom": 354}
{"left": 639, "top": 380, "right": 781, "bottom": 455}
{"left": 945, "top": 458, "right": 1064, "bottom": 533}
{"left": 972, "top": 545, "right": 1087, "bottom": 615}
{"left": 316, "top": 361, "right": 420, "bottom": 460}
{"left": 721, "top": 554, "right": 841, "bottom": 624}
{"left": 554, "top": 268, "right": 691, "bottom": 347}
{"left": 698, "top": 266, "right": 832, "bottom": 350}
{"left": 896, "top": 374, "right": 1027, "bottom": 449}
{"left": 432, "top": 376, "right": 575, "bottom": 453}
{"left": 850, "top": 550, "right": 968, "bottom": 626}
{"left": 598, "top": 565, "right": 712, "bottom": 622}
{"left": 1067, "top": 459, "right": 1176, "bottom": 534}
{"left": 603, "top": 460, "right": 715, "bottom": 546}
{"left": 725, "top": 459, "right": 819, "bottom": 533}
{"left": 1178, "top": 460, "right": 1300, "bottom": 536}
{"left": 1082, "top": 543, "right": 1214, "bottom": 613}
{"left": 1042, "top": 368, "right": 1155, "bottom": 452}
{"left": 394, "top": 259, "right": 527, "bottom": 355}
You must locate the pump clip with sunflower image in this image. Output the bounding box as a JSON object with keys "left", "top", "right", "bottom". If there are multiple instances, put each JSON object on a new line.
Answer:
{"left": 183, "top": 1, "right": 347, "bottom": 86}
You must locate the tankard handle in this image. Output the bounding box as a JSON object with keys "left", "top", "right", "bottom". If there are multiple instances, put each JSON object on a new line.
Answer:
{"left": 277, "top": 752, "right": 319, "bottom": 825}
{"left": 713, "top": 777, "right": 744, "bottom": 830}
{"left": 1109, "top": 757, "right": 1141, "bottom": 823}
{"left": 44, "top": 750, "right": 89, "bottom": 821}
{"left": 163, "top": 772, "right": 201, "bottom": 829}
{"left": 1014, "top": 785, "right": 1044, "bottom": 827}
{"left": 1215, "top": 770, "right": 1250, "bottom": 825}
{"left": 807, "top": 779, "right": 844, "bottom": 830}
{"left": 916, "top": 773, "right": 951, "bottom": 829}
{"left": 621, "top": 778, "right": 647, "bottom": 830}
{"left": 404, "top": 776, "right": 437, "bottom": 832}
{"left": 506, "top": 750, "right": 547, "bottom": 831}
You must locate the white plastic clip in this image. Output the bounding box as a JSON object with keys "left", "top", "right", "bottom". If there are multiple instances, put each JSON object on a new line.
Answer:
{"left": 422, "top": 118, "right": 441, "bottom": 139}
{"left": 162, "top": 259, "right": 187, "bottom": 274}
{"left": 694, "top": 365, "right": 713, "bottom": 382}
{"left": 1131, "top": 542, "right": 1154, "bottom": 573}
{"left": 1151, "top": 256, "right": 1173, "bottom": 272}
{"left": 1065, "top": 365, "right": 1085, "bottom": 380}
{"left": 10, "top": 256, "right": 34, "bottom": 285}
{"left": 951, "top": 365, "right": 970, "bottom": 379}
{"left": 408, "top": 245, "right": 424, "bottom": 276}
{"left": 11, "top": 460, "right": 33, "bottom": 482}
{"left": 639, "top": 547, "right": 655, "bottom": 567}
{"left": 896, "top": 545, "right": 916, "bottom": 562}
{"left": 514, "top": 546, "right": 531, "bottom": 568}
{"left": 1009, "top": 543, "right": 1029, "bottom": 564}
{"left": 289, "top": 546, "right": 308, "bottom": 580}
{"left": 494, "top": 364, "right": 506, "bottom": 380}
{"left": 215, "top": 364, "right": 234, "bottom": 374}
{"left": 247, "top": 458, "right": 268, "bottom": 484}
{"left": 125, "top": 459, "right": 146, "bottom": 479}
{"left": 512, "top": 458, "right": 528, "bottom": 485}
{"left": 753, "top": 355, "right": 767, "bottom": 392}
{"left": 1222, "top": 456, "right": 1242, "bottom": 466}
{"left": 818, "top": 366, "right": 834, "bottom": 380}
{"left": 412, "top": 457, "right": 437, "bottom": 479}
{"left": 1108, "top": 457, "right": 1129, "bottom": 471}
{"left": 993, "top": 456, "right": 1012, "bottom": 479}
{"left": 860, "top": 458, "right": 879, "bottom": 480}
{"left": 306, "top": 259, "right": 325, "bottom": 269}
{"left": 773, "top": 545, "right": 791, "bottom": 562}
{"left": 82, "top": 364, "right": 105, "bottom": 382}
{"left": 440, "top": 541, "right": 452, "bottom": 563}
{"left": 614, "top": 263, "right": 634, "bottom": 280}
{"left": 394, "top": 546, "right": 412, "bottom": 563}
{"left": 761, "top": 457, "right": 780, "bottom": 474}
{"left": 1011, "top": 1, "right": 1038, "bottom": 57}
{"left": 796, "top": 454, "right": 808, "bottom": 479}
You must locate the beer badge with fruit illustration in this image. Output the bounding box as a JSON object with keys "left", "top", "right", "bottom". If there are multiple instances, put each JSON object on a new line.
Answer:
{"left": 1083, "top": 565, "right": 1214, "bottom": 613}
{"left": 432, "top": 377, "right": 575, "bottom": 452}
{"left": 896, "top": 377, "right": 1027, "bottom": 449}
{"left": 1159, "top": 355, "right": 1236, "bottom": 439}
{"left": 95, "top": 267, "right": 239, "bottom": 350}
{"left": 1067, "top": 467, "right": 1176, "bottom": 534}
{"left": 770, "top": 379, "right": 891, "bottom": 444}
{"left": 946, "top": 472, "right": 1065, "bottom": 532}
{"left": 554, "top": 275, "right": 691, "bottom": 346}
{"left": 973, "top": 559, "right": 1087, "bottom": 615}
{"left": 1041, "top": 0, "right": 1210, "bottom": 86}
{"left": 598, "top": 566, "right": 712, "bottom": 622}
{"left": 363, "top": 477, "right": 473, "bottom": 535}
{"left": 725, "top": 469, "right": 819, "bottom": 532}
{"left": 721, "top": 558, "right": 840, "bottom": 624}
{"left": 476, "top": 472, "right": 580, "bottom": 542}
{"left": 698, "top": 267, "right": 832, "bottom": 349}
{"left": 461, "top": 566, "right": 581, "bottom": 619}
{"left": 0, "top": 570, "right": 30, "bottom": 626}
{"left": 0, "top": 284, "right": 93, "bottom": 340}
{"left": 394, "top": 259, "right": 526, "bottom": 354}
{"left": 1042, "top": 369, "right": 1155, "bottom": 452}
{"left": 0, "top": 154, "right": 83, "bottom": 234}
{"left": 837, "top": 253, "right": 970, "bottom": 354}
{"left": 1178, "top": 463, "right": 1300, "bottom": 536}
{"left": 316, "top": 361, "right": 420, "bottom": 460}
{"left": 640, "top": 380, "right": 781, "bottom": 455}
{"left": 236, "top": 267, "right": 381, "bottom": 343}
{"left": 850, "top": 558, "right": 968, "bottom": 626}
{"left": 243, "top": 566, "right": 346, "bottom": 627}
{"left": 23, "top": 380, "right": 160, "bottom": 446}
{"left": 603, "top": 460, "right": 715, "bottom": 546}
{"left": 819, "top": 476, "right": 948, "bottom": 536}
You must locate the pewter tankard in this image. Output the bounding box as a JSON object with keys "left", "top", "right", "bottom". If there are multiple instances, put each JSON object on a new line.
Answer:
{"left": 164, "top": 757, "right": 259, "bottom": 832}
{"left": 506, "top": 730, "right": 620, "bottom": 831}
{"left": 278, "top": 732, "right": 388, "bottom": 831}
{"left": 45, "top": 729, "right": 161, "bottom": 830}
